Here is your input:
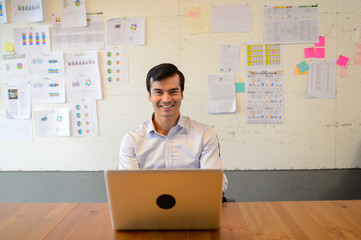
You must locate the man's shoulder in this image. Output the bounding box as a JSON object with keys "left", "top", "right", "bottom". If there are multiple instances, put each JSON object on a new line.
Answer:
{"left": 126, "top": 120, "right": 150, "bottom": 138}
{"left": 182, "top": 115, "right": 212, "bottom": 131}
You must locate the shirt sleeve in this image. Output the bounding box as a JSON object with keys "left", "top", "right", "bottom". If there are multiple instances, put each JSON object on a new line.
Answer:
{"left": 199, "top": 127, "right": 228, "bottom": 193}
{"left": 119, "top": 133, "right": 140, "bottom": 169}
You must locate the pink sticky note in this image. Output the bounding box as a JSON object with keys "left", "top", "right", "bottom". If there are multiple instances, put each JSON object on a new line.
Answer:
{"left": 315, "top": 36, "right": 325, "bottom": 47}
{"left": 304, "top": 47, "right": 315, "bottom": 58}
{"left": 355, "top": 43, "right": 361, "bottom": 52}
{"left": 339, "top": 67, "right": 348, "bottom": 78}
{"left": 336, "top": 55, "right": 349, "bottom": 66}
{"left": 355, "top": 51, "right": 361, "bottom": 58}
{"left": 314, "top": 48, "right": 325, "bottom": 58}
{"left": 187, "top": 9, "right": 199, "bottom": 18}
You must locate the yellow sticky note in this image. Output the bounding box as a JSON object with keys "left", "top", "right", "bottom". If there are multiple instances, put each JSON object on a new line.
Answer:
{"left": 4, "top": 42, "right": 15, "bottom": 52}
{"left": 186, "top": 5, "right": 209, "bottom": 34}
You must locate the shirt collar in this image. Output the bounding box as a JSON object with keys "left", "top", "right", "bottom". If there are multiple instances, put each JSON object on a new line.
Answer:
{"left": 146, "top": 113, "right": 187, "bottom": 134}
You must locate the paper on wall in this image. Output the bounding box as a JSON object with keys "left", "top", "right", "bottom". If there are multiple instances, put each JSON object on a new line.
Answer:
{"left": 2, "top": 54, "right": 31, "bottom": 119}
{"left": 28, "top": 52, "right": 65, "bottom": 104}
{"left": 307, "top": 60, "right": 336, "bottom": 99}
{"left": 4, "top": 80, "right": 31, "bottom": 119}
{"left": 104, "top": 47, "right": 128, "bottom": 84}
{"left": 207, "top": 73, "right": 236, "bottom": 114}
{"left": 212, "top": 4, "right": 251, "bottom": 33}
{"left": 59, "top": 0, "right": 87, "bottom": 28}
{"left": 52, "top": 12, "right": 104, "bottom": 51}
{"left": 186, "top": 5, "right": 209, "bottom": 34}
{"left": 245, "top": 42, "right": 283, "bottom": 69}
{"left": 0, "top": 0, "right": 8, "bottom": 23}
{"left": 0, "top": 114, "right": 33, "bottom": 140}
{"left": 246, "top": 70, "right": 284, "bottom": 124}
{"left": 219, "top": 44, "right": 240, "bottom": 73}
{"left": 33, "top": 109, "right": 70, "bottom": 137}
{"left": 64, "top": 51, "right": 102, "bottom": 100}
{"left": 264, "top": 5, "right": 318, "bottom": 44}
{"left": 107, "top": 17, "right": 145, "bottom": 45}
{"left": 13, "top": 26, "right": 51, "bottom": 54}
{"left": 69, "top": 92, "right": 99, "bottom": 136}
{"left": 12, "top": 0, "right": 43, "bottom": 23}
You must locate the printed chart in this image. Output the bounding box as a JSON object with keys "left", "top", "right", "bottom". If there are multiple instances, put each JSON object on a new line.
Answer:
{"left": 104, "top": 48, "right": 128, "bottom": 83}
{"left": 245, "top": 43, "right": 283, "bottom": 68}
{"left": 246, "top": 70, "right": 284, "bottom": 124}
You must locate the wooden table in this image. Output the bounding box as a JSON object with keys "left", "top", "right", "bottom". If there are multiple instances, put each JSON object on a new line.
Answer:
{"left": 1, "top": 201, "right": 361, "bottom": 239}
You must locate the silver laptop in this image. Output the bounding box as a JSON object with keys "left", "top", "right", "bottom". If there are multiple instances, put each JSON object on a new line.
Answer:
{"left": 104, "top": 169, "right": 223, "bottom": 230}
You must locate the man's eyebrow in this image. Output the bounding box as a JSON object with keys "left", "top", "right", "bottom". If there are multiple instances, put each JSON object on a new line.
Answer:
{"left": 152, "top": 88, "right": 164, "bottom": 92}
{"left": 152, "top": 88, "right": 180, "bottom": 92}
{"left": 168, "top": 88, "right": 180, "bottom": 91}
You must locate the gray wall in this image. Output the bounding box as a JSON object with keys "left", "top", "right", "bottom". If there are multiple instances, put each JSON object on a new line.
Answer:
{"left": 1, "top": 169, "right": 360, "bottom": 202}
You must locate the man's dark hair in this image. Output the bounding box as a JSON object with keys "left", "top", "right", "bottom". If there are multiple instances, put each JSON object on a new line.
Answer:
{"left": 146, "top": 63, "right": 185, "bottom": 94}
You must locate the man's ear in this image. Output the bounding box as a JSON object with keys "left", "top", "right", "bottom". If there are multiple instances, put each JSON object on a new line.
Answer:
{"left": 148, "top": 92, "right": 152, "bottom": 102}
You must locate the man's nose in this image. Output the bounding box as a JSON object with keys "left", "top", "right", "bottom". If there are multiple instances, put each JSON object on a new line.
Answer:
{"left": 161, "top": 93, "right": 171, "bottom": 102}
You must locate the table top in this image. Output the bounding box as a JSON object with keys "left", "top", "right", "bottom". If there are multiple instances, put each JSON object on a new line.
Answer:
{"left": 1, "top": 200, "right": 361, "bottom": 239}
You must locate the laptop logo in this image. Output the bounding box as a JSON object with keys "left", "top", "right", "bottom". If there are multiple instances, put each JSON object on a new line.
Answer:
{"left": 156, "top": 194, "right": 176, "bottom": 209}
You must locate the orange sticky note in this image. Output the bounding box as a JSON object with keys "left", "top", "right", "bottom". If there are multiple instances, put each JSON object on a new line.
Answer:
{"left": 296, "top": 66, "right": 308, "bottom": 75}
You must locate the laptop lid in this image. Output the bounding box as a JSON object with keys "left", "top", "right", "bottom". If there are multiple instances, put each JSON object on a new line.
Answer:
{"left": 104, "top": 169, "right": 223, "bottom": 230}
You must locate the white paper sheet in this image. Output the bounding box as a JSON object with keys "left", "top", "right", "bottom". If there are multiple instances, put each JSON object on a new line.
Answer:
{"left": 5, "top": 80, "right": 31, "bottom": 119}
{"left": 28, "top": 52, "right": 64, "bottom": 75}
{"left": 69, "top": 92, "right": 98, "bottom": 136}
{"left": 212, "top": 5, "right": 251, "bottom": 33}
{"left": 219, "top": 44, "right": 240, "bottom": 73}
{"left": 245, "top": 42, "right": 283, "bottom": 69}
{"left": 207, "top": 73, "right": 236, "bottom": 114}
{"left": 104, "top": 47, "right": 128, "bottom": 83}
{"left": 246, "top": 70, "right": 284, "bottom": 124}
{"left": 28, "top": 52, "right": 65, "bottom": 104}
{"left": 2, "top": 54, "right": 31, "bottom": 119}
{"left": 59, "top": 0, "right": 87, "bottom": 28}
{"left": 2, "top": 54, "right": 28, "bottom": 81}
{"left": 64, "top": 51, "right": 102, "bottom": 100}
{"left": 33, "top": 109, "right": 70, "bottom": 137}
{"left": 29, "top": 75, "right": 65, "bottom": 104}
{"left": 13, "top": 26, "right": 51, "bottom": 54}
{"left": 65, "top": 72, "right": 102, "bottom": 100}
{"left": 52, "top": 12, "right": 104, "bottom": 51}
{"left": 0, "top": 0, "right": 8, "bottom": 23}
{"left": 307, "top": 60, "right": 336, "bottom": 99}
{"left": 264, "top": 5, "right": 318, "bottom": 44}
{"left": 107, "top": 17, "right": 146, "bottom": 45}
{"left": 0, "top": 114, "right": 33, "bottom": 140}
{"left": 12, "top": 0, "right": 43, "bottom": 23}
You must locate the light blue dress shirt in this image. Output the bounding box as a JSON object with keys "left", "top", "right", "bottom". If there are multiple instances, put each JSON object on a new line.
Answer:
{"left": 119, "top": 114, "right": 228, "bottom": 192}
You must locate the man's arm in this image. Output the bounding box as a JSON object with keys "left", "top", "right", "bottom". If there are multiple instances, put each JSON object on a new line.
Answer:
{"left": 119, "top": 134, "right": 140, "bottom": 169}
{"left": 199, "top": 127, "right": 228, "bottom": 193}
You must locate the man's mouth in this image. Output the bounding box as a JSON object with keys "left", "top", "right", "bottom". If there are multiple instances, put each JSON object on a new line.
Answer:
{"left": 160, "top": 105, "right": 174, "bottom": 108}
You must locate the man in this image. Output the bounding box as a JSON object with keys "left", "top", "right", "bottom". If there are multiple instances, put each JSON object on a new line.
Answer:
{"left": 119, "top": 63, "right": 228, "bottom": 193}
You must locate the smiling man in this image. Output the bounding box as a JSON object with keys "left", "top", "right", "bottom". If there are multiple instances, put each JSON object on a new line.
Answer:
{"left": 118, "top": 63, "right": 228, "bottom": 193}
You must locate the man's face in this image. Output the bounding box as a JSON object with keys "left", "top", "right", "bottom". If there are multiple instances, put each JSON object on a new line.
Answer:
{"left": 148, "top": 74, "right": 183, "bottom": 120}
